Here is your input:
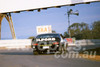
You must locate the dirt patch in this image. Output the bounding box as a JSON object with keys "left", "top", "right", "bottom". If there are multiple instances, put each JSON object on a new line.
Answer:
{"left": 79, "top": 47, "right": 100, "bottom": 61}
{"left": 79, "top": 54, "right": 100, "bottom": 61}
{"left": 0, "top": 47, "right": 7, "bottom": 50}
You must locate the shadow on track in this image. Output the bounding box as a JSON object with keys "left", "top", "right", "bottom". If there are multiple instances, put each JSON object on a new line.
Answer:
{"left": 0, "top": 49, "right": 54, "bottom": 55}
{"left": 0, "top": 52, "right": 33, "bottom": 55}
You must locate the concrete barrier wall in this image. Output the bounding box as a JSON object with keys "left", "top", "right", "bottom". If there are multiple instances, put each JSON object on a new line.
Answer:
{"left": 0, "top": 39, "right": 100, "bottom": 49}
{"left": 76, "top": 39, "right": 100, "bottom": 45}
{"left": 0, "top": 39, "right": 32, "bottom": 48}
{"left": 75, "top": 39, "right": 100, "bottom": 50}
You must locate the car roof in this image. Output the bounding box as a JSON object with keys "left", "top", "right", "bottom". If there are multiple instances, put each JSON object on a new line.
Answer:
{"left": 37, "top": 33, "right": 60, "bottom": 36}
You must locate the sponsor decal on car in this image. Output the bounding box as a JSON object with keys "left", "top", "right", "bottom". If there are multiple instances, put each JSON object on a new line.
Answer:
{"left": 36, "top": 38, "right": 55, "bottom": 41}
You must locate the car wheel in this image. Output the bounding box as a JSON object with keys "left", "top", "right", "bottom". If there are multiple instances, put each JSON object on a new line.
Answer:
{"left": 33, "top": 50, "right": 39, "bottom": 55}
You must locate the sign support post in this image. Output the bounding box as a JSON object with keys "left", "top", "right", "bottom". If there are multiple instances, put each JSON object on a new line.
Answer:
{"left": 0, "top": 14, "right": 5, "bottom": 39}
{"left": 0, "top": 13, "right": 16, "bottom": 39}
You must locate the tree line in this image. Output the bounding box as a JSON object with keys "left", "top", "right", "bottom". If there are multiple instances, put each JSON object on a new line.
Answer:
{"left": 63, "top": 21, "right": 100, "bottom": 40}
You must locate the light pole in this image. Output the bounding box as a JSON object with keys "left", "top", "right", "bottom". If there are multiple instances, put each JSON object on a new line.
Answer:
{"left": 67, "top": 9, "right": 79, "bottom": 38}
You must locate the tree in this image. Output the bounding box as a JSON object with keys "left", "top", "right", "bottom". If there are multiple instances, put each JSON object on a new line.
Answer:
{"left": 63, "top": 32, "right": 69, "bottom": 38}
{"left": 68, "top": 22, "right": 91, "bottom": 39}
{"left": 63, "top": 21, "right": 100, "bottom": 39}
{"left": 69, "top": 23, "right": 82, "bottom": 39}
{"left": 80, "top": 22, "right": 92, "bottom": 39}
{"left": 52, "top": 30, "right": 56, "bottom": 33}
{"left": 28, "top": 36, "right": 35, "bottom": 39}
{"left": 92, "top": 21, "right": 100, "bottom": 39}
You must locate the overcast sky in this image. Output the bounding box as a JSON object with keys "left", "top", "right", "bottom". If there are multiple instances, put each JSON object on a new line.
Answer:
{"left": 1, "top": 2, "right": 100, "bottom": 39}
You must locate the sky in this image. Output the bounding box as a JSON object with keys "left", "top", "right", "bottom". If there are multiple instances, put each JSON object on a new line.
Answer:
{"left": 1, "top": 2, "right": 100, "bottom": 39}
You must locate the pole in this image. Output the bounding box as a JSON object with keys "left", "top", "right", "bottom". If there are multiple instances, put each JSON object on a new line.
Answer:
{"left": 68, "top": 11, "right": 71, "bottom": 38}
{"left": 67, "top": 9, "right": 79, "bottom": 38}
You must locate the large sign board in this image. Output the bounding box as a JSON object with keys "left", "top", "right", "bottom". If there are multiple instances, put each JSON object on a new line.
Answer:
{"left": 0, "top": 0, "right": 99, "bottom": 13}
{"left": 36, "top": 25, "right": 52, "bottom": 34}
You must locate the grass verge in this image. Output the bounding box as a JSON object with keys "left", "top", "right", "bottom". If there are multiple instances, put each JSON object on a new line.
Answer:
{"left": 80, "top": 47, "right": 100, "bottom": 61}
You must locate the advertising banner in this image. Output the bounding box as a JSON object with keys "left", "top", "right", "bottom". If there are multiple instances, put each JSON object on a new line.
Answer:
{"left": 36, "top": 25, "right": 52, "bottom": 34}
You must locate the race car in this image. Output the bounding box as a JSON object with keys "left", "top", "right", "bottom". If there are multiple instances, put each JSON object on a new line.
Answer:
{"left": 31, "top": 33, "right": 68, "bottom": 55}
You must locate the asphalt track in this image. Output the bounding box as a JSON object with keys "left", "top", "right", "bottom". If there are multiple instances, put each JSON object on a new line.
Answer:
{"left": 0, "top": 49, "right": 100, "bottom": 67}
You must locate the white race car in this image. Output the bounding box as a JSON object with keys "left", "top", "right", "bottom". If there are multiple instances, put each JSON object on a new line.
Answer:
{"left": 31, "top": 33, "right": 68, "bottom": 55}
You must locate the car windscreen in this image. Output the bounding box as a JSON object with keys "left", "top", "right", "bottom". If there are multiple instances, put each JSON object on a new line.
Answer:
{"left": 36, "top": 34, "right": 60, "bottom": 38}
